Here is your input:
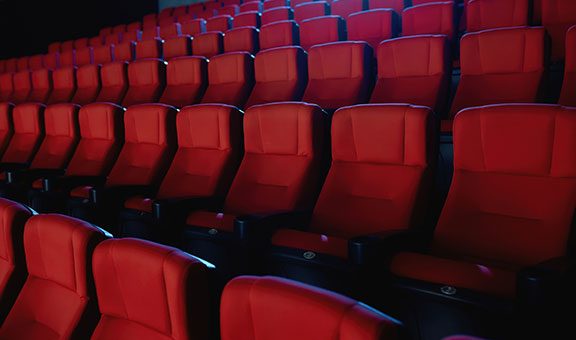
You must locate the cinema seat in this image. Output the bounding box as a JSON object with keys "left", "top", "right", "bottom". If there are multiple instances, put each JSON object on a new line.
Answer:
{"left": 60, "top": 50, "right": 77, "bottom": 68}
{"left": 224, "top": 27, "right": 259, "bottom": 54}
{"left": 127, "top": 21, "right": 142, "bottom": 33}
{"left": 264, "top": 0, "right": 289, "bottom": 10}
{"left": 91, "top": 238, "right": 214, "bottom": 340}
{"left": 135, "top": 38, "right": 164, "bottom": 59}
{"left": 234, "top": 11, "right": 262, "bottom": 28}
{"left": 347, "top": 9, "right": 398, "bottom": 53}
{"left": 369, "top": 0, "right": 404, "bottom": 13}
{"left": 0, "top": 103, "right": 44, "bottom": 172}
{"left": 121, "top": 59, "right": 167, "bottom": 107}
{"left": 370, "top": 35, "right": 450, "bottom": 113}
{"left": 76, "top": 47, "right": 95, "bottom": 66}
{"left": 0, "top": 74, "right": 13, "bottom": 102}
{"left": 219, "top": 4, "right": 240, "bottom": 17}
{"left": 245, "top": 46, "right": 307, "bottom": 107}
{"left": 113, "top": 41, "right": 136, "bottom": 62}
{"left": 259, "top": 20, "right": 299, "bottom": 50}
{"left": 332, "top": 0, "right": 367, "bottom": 19}
{"left": 96, "top": 62, "right": 129, "bottom": 104}
{"left": 163, "top": 35, "right": 193, "bottom": 60}
{"left": 159, "top": 22, "right": 182, "bottom": 39}
{"left": 0, "top": 198, "right": 32, "bottom": 324}
{"left": 542, "top": 0, "right": 576, "bottom": 62}
{"left": 559, "top": 25, "right": 576, "bottom": 106}
{"left": 60, "top": 40, "right": 75, "bottom": 52}
{"left": 93, "top": 45, "right": 114, "bottom": 65}
{"left": 11, "top": 71, "right": 32, "bottom": 104}
{"left": 180, "top": 19, "right": 207, "bottom": 36}
{"left": 262, "top": 6, "right": 294, "bottom": 25}
{"left": 159, "top": 56, "right": 208, "bottom": 107}
{"left": 16, "top": 57, "right": 29, "bottom": 72}
{"left": 466, "top": 0, "right": 529, "bottom": 32}
{"left": 118, "top": 104, "right": 242, "bottom": 241}
{"left": 0, "top": 103, "right": 13, "bottom": 157}
{"left": 28, "top": 55, "right": 44, "bottom": 71}
{"left": 89, "top": 36, "right": 104, "bottom": 48}
{"left": 122, "top": 30, "right": 141, "bottom": 44}
{"left": 4, "top": 59, "right": 17, "bottom": 74}
{"left": 142, "top": 26, "right": 160, "bottom": 40}
{"left": 28, "top": 68, "right": 53, "bottom": 103}
{"left": 221, "top": 276, "right": 401, "bottom": 340}
{"left": 0, "top": 214, "right": 108, "bottom": 340}
{"left": 303, "top": 41, "right": 373, "bottom": 111}
{"left": 294, "top": 1, "right": 330, "bottom": 24}
{"left": 207, "top": 15, "right": 233, "bottom": 31}
{"left": 300, "top": 16, "right": 346, "bottom": 50}
{"left": 201, "top": 52, "right": 255, "bottom": 108}
{"left": 47, "top": 67, "right": 77, "bottom": 104}
{"left": 72, "top": 64, "right": 102, "bottom": 105}
{"left": 48, "top": 42, "right": 61, "bottom": 54}
{"left": 402, "top": 2, "right": 455, "bottom": 41}
{"left": 192, "top": 31, "right": 224, "bottom": 58}
{"left": 240, "top": 2, "right": 263, "bottom": 13}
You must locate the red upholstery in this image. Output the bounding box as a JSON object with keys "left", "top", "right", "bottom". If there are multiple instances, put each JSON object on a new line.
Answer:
{"left": 0, "top": 103, "right": 44, "bottom": 164}
{"left": 0, "top": 74, "right": 13, "bottom": 102}
{"left": 72, "top": 64, "right": 101, "bottom": 105}
{"left": 192, "top": 31, "right": 224, "bottom": 58}
{"left": 113, "top": 41, "right": 136, "bottom": 62}
{"left": 264, "top": 0, "right": 289, "bottom": 10}
{"left": 104, "top": 32, "right": 122, "bottom": 46}
{"left": 136, "top": 38, "right": 163, "bottom": 60}
{"left": 143, "top": 13, "right": 158, "bottom": 29}
{"left": 391, "top": 104, "right": 576, "bottom": 298}
{"left": 201, "top": 52, "right": 254, "bottom": 107}
{"left": 48, "top": 42, "right": 61, "bottom": 54}
{"left": 159, "top": 22, "right": 182, "bottom": 39}
{"left": 0, "top": 214, "right": 107, "bottom": 340}
{"left": 105, "top": 104, "right": 177, "bottom": 188}
{"left": 402, "top": 2, "right": 455, "bottom": 41}
{"left": 96, "top": 62, "right": 128, "bottom": 104}
{"left": 4, "top": 59, "right": 17, "bottom": 73}
{"left": 371, "top": 35, "right": 450, "bottom": 113}
{"left": 28, "top": 103, "right": 79, "bottom": 170}
{"left": 89, "top": 36, "right": 104, "bottom": 48}
{"left": 220, "top": 4, "right": 240, "bottom": 16}
{"left": 181, "top": 19, "right": 207, "bottom": 36}
{"left": 246, "top": 46, "right": 307, "bottom": 107}
{"left": 300, "top": 16, "right": 346, "bottom": 50}
{"left": 70, "top": 185, "right": 92, "bottom": 199}
{"left": 291, "top": 0, "right": 314, "bottom": 7}
{"left": 0, "top": 103, "right": 14, "bottom": 157}
{"left": 348, "top": 9, "right": 397, "bottom": 52}
{"left": 65, "top": 103, "right": 123, "bottom": 178}
{"left": 12, "top": 71, "right": 32, "bottom": 104}
{"left": 240, "top": 2, "right": 263, "bottom": 13}
{"left": 294, "top": 2, "right": 329, "bottom": 23}
{"left": 123, "top": 196, "right": 154, "bottom": 213}
{"left": 142, "top": 26, "right": 160, "bottom": 40}
{"left": 262, "top": 7, "right": 294, "bottom": 25}
{"left": 221, "top": 276, "right": 400, "bottom": 340}
{"left": 164, "top": 35, "right": 193, "bottom": 60}
{"left": 172, "top": 5, "right": 188, "bottom": 17}
{"left": 16, "top": 57, "right": 29, "bottom": 72}
{"left": 60, "top": 50, "right": 76, "bottom": 68}
{"left": 450, "top": 27, "right": 546, "bottom": 117}
{"left": 61, "top": 40, "right": 75, "bottom": 52}
{"left": 542, "top": 0, "right": 576, "bottom": 62}
{"left": 369, "top": 0, "right": 405, "bottom": 13}
{"left": 127, "top": 22, "right": 142, "bottom": 33}
{"left": 159, "top": 56, "right": 208, "bottom": 107}
{"left": 122, "top": 59, "right": 167, "bottom": 107}
{"left": 207, "top": 15, "right": 233, "bottom": 31}
{"left": 234, "top": 11, "right": 262, "bottom": 28}
{"left": 122, "top": 30, "right": 141, "bottom": 43}
{"left": 559, "top": 25, "right": 576, "bottom": 106}
{"left": 303, "top": 41, "right": 373, "bottom": 110}
{"left": 224, "top": 27, "right": 259, "bottom": 54}
{"left": 113, "top": 24, "right": 127, "bottom": 34}
{"left": 467, "top": 0, "right": 529, "bottom": 32}
{"left": 29, "top": 69, "right": 53, "bottom": 103}
{"left": 29, "top": 55, "right": 45, "bottom": 71}
{"left": 91, "top": 238, "right": 212, "bottom": 340}
{"left": 76, "top": 47, "right": 94, "bottom": 66}
{"left": 332, "top": 0, "right": 367, "bottom": 18}
{"left": 259, "top": 20, "right": 299, "bottom": 50}
{"left": 93, "top": 45, "right": 114, "bottom": 65}
{"left": 47, "top": 67, "right": 77, "bottom": 104}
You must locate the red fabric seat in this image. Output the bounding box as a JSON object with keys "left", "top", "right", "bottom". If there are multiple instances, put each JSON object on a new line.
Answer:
{"left": 192, "top": 31, "right": 224, "bottom": 58}
{"left": 60, "top": 50, "right": 76, "bottom": 68}
{"left": 201, "top": 52, "right": 255, "bottom": 108}
{"left": 369, "top": 0, "right": 404, "bottom": 13}
{"left": 0, "top": 103, "right": 44, "bottom": 165}
{"left": 559, "top": 25, "right": 576, "bottom": 106}
{"left": 332, "top": 0, "right": 367, "bottom": 19}
{"left": 0, "top": 214, "right": 107, "bottom": 340}
{"left": 89, "top": 36, "right": 104, "bottom": 48}
{"left": 402, "top": 2, "right": 455, "bottom": 41}
{"left": 142, "top": 26, "right": 160, "bottom": 40}
{"left": 0, "top": 103, "right": 14, "bottom": 157}
{"left": 220, "top": 4, "right": 240, "bottom": 16}
{"left": 542, "top": 0, "right": 576, "bottom": 62}
{"left": 294, "top": 2, "right": 329, "bottom": 24}
{"left": 60, "top": 40, "right": 75, "bottom": 52}
{"left": 43, "top": 52, "right": 60, "bottom": 71}
{"left": 246, "top": 46, "right": 307, "bottom": 107}
{"left": 220, "top": 276, "right": 400, "bottom": 340}
{"left": 391, "top": 104, "right": 576, "bottom": 298}
{"left": 347, "top": 9, "right": 398, "bottom": 52}
{"left": 370, "top": 35, "right": 450, "bottom": 113}
{"left": 76, "top": 47, "right": 94, "bottom": 66}
{"left": 159, "top": 22, "right": 182, "bottom": 39}
{"left": 163, "top": 35, "right": 193, "bottom": 60}
{"left": 113, "top": 41, "right": 136, "bottom": 62}
{"left": 72, "top": 64, "right": 101, "bottom": 105}
{"left": 303, "top": 41, "right": 373, "bottom": 111}
{"left": 180, "top": 19, "right": 207, "bottom": 36}
{"left": 240, "top": 2, "right": 263, "bottom": 13}
{"left": 96, "top": 62, "right": 128, "bottom": 104}
{"left": 262, "top": 6, "right": 294, "bottom": 25}
{"left": 28, "top": 55, "right": 44, "bottom": 71}
{"left": 159, "top": 56, "right": 208, "bottom": 107}
{"left": 91, "top": 238, "right": 212, "bottom": 340}
{"left": 48, "top": 42, "right": 61, "bottom": 54}
{"left": 259, "top": 20, "right": 299, "bottom": 50}
{"left": 135, "top": 38, "right": 163, "bottom": 60}
{"left": 0, "top": 74, "right": 13, "bottom": 102}
{"left": 207, "top": 15, "right": 233, "bottom": 31}
{"left": 93, "top": 45, "right": 114, "bottom": 65}
{"left": 467, "top": 0, "right": 529, "bottom": 32}
{"left": 224, "top": 27, "right": 259, "bottom": 54}
{"left": 122, "top": 59, "right": 167, "bottom": 107}
{"left": 47, "top": 67, "right": 77, "bottom": 104}
{"left": 3, "top": 59, "right": 17, "bottom": 74}
{"left": 29, "top": 69, "right": 53, "bottom": 103}
{"left": 300, "top": 16, "right": 346, "bottom": 51}
{"left": 16, "top": 57, "right": 29, "bottom": 72}
{"left": 264, "top": 0, "right": 289, "bottom": 10}
{"left": 11, "top": 71, "right": 32, "bottom": 104}
{"left": 234, "top": 11, "right": 262, "bottom": 28}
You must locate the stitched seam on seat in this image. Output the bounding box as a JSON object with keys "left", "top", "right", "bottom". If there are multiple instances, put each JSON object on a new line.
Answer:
{"left": 247, "top": 279, "right": 259, "bottom": 340}
{"left": 110, "top": 242, "right": 130, "bottom": 319}
{"left": 161, "top": 251, "right": 173, "bottom": 336}
{"left": 549, "top": 112, "right": 557, "bottom": 176}
{"left": 336, "top": 302, "right": 358, "bottom": 340}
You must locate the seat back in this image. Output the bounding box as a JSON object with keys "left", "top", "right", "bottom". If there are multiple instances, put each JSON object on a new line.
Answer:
{"left": 234, "top": 11, "right": 262, "bottom": 28}
{"left": 201, "top": 52, "right": 255, "bottom": 108}
{"left": 136, "top": 38, "right": 164, "bottom": 60}
{"left": 73, "top": 64, "right": 102, "bottom": 105}
{"left": 29, "top": 55, "right": 45, "bottom": 71}
{"left": 259, "top": 20, "right": 299, "bottom": 50}
{"left": 240, "top": 2, "right": 263, "bottom": 13}
{"left": 93, "top": 45, "right": 114, "bottom": 65}
{"left": 0, "top": 73, "right": 13, "bottom": 102}
{"left": 0, "top": 103, "right": 14, "bottom": 157}
{"left": 369, "top": 0, "right": 405, "bottom": 13}
{"left": 60, "top": 50, "right": 77, "bottom": 68}
{"left": 1, "top": 103, "right": 44, "bottom": 164}
{"left": 96, "top": 62, "right": 129, "bottom": 104}
{"left": 164, "top": 35, "right": 193, "bottom": 60}
{"left": 12, "top": 70, "right": 32, "bottom": 104}
{"left": 332, "top": 0, "right": 367, "bottom": 19}
{"left": 160, "top": 22, "right": 182, "bottom": 39}
{"left": 122, "top": 58, "right": 167, "bottom": 107}
{"left": 467, "top": 0, "right": 529, "bottom": 32}
{"left": 560, "top": 25, "right": 576, "bottom": 106}
{"left": 114, "top": 41, "right": 136, "bottom": 62}
{"left": 159, "top": 56, "right": 208, "bottom": 107}
{"left": 192, "top": 31, "right": 224, "bottom": 58}
{"left": 224, "top": 27, "right": 260, "bottom": 54}
{"left": 76, "top": 47, "right": 95, "bottom": 66}
{"left": 221, "top": 276, "right": 400, "bottom": 340}
{"left": 262, "top": 6, "right": 294, "bottom": 25}
{"left": 294, "top": 2, "right": 329, "bottom": 24}
{"left": 181, "top": 19, "right": 207, "bottom": 36}
{"left": 223, "top": 102, "right": 324, "bottom": 215}
{"left": 433, "top": 104, "right": 576, "bottom": 267}
{"left": 264, "top": 0, "right": 289, "bottom": 10}
{"left": 47, "top": 66, "right": 77, "bottom": 104}
{"left": 347, "top": 9, "right": 398, "bottom": 52}
{"left": 542, "top": 0, "right": 576, "bottom": 62}
{"left": 207, "top": 15, "right": 233, "bottom": 31}
{"left": 29, "top": 68, "right": 53, "bottom": 103}
{"left": 402, "top": 2, "right": 455, "bottom": 41}
{"left": 16, "top": 57, "right": 29, "bottom": 72}
{"left": 300, "top": 16, "right": 346, "bottom": 51}
{"left": 43, "top": 52, "right": 61, "bottom": 70}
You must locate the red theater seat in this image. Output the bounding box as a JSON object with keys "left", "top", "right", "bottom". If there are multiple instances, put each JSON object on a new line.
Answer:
{"left": 135, "top": 38, "right": 164, "bottom": 59}
{"left": 28, "top": 55, "right": 44, "bottom": 71}
{"left": 0, "top": 74, "right": 13, "bottom": 102}
{"left": 467, "top": 0, "right": 529, "bottom": 32}
{"left": 0, "top": 103, "right": 44, "bottom": 167}
{"left": 142, "top": 26, "right": 160, "bottom": 40}
{"left": 201, "top": 52, "right": 254, "bottom": 107}
{"left": 264, "top": 0, "right": 290, "bottom": 10}
{"left": 192, "top": 32, "right": 225, "bottom": 58}
{"left": 143, "top": 13, "right": 158, "bottom": 29}
{"left": 113, "top": 24, "right": 127, "bottom": 34}
{"left": 402, "top": 2, "right": 455, "bottom": 41}
{"left": 96, "top": 62, "right": 129, "bottom": 104}
{"left": 93, "top": 45, "right": 114, "bottom": 65}
{"left": 4, "top": 59, "right": 17, "bottom": 74}
{"left": 369, "top": 0, "right": 405, "bottom": 13}
{"left": 47, "top": 67, "right": 77, "bottom": 104}
{"left": 303, "top": 41, "right": 373, "bottom": 111}
{"left": 220, "top": 4, "right": 240, "bottom": 16}
{"left": 159, "top": 56, "right": 208, "bottom": 107}
{"left": 0, "top": 103, "right": 14, "bottom": 157}
{"left": 347, "top": 9, "right": 398, "bottom": 52}
{"left": 560, "top": 25, "right": 576, "bottom": 106}
{"left": 0, "top": 214, "right": 107, "bottom": 340}
{"left": 60, "top": 50, "right": 76, "bottom": 68}
{"left": 300, "top": 16, "right": 346, "bottom": 50}
{"left": 16, "top": 57, "right": 29, "bottom": 72}
{"left": 11, "top": 71, "right": 32, "bottom": 104}
{"left": 113, "top": 41, "right": 136, "bottom": 62}
{"left": 89, "top": 36, "right": 104, "bottom": 48}
{"left": 332, "top": 0, "right": 367, "bottom": 19}
{"left": 259, "top": 20, "right": 299, "bottom": 50}
{"left": 164, "top": 35, "right": 193, "bottom": 60}
{"left": 29, "top": 69, "right": 53, "bottom": 103}
{"left": 246, "top": 46, "right": 307, "bottom": 107}
{"left": 104, "top": 32, "right": 123, "bottom": 46}
{"left": 542, "top": 0, "right": 576, "bottom": 62}
{"left": 240, "top": 2, "right": 263, "bottom": 13}
{"left": 221, "top": 276, "right": 401, "bottom": 340}
{"left": 294, "top": 1, "right": 330, "bottom": 23}
{"left": 91, "top": 238, "right": 213, "bottom": 340}
{"left": 60, "top": 40, "right": 75, "bottom": 52}
{"left": 207, "top": 15, "right": 233, "bottom": 31}
{"left": 234, "top": 11, "right": 262, "bottom": 28}
{"left": 371, "top": 35, "right": 450, "bottom": 113}
{"left": 181, "top": 19, "right": 207, "bottom": 36}
{"left": 127, "top": 21, "right": 142, "bottom": 32}
{"left": 262, "top": 6, "right": 294, "bottom": 25}
{"left": 224, "top": 27, "right": 260, "bottom": 54}
{"left": 76, "top": 47, "right": 94, "bottom": 66}
{"left": 122, "top": 30, "right": 141, "bottom": 43}
{"left": 159, "top": 22, "right": 182, "bottom": 39}
{"left": 122, "top": 59, "right": 167, "bottom": 107}
{"left": 72, "top": 64, "right": 102, "bottom": 105}
{"left": 48, "top": 42, "right": 61, "bottom": 54}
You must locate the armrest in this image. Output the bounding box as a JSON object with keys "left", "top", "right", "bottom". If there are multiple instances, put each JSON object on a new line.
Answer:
{"left": 90, "top": 185, "right": 154, "bottom": 205}
{"left": 6, "top": 168, "right": 66, "bottom": 184}
{"left": 153, "top": 197, "right": 222, "bottom": 222}
{"left": 42, "top": 175, "right": 107, "bottom": 192}
{"left": 234, "top": 211, "right": 312, "bottom": 241}
{"left": 348, "top": 229, "right": 426, "bottom": 266}
{"left": 517, "top": 257, "right": 575, "bottom": 307}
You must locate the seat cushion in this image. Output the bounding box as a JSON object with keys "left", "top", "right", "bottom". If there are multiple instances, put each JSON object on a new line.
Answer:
{"left": 185, "top": 211, "right": 237, "bottom": 232}
{"left": 124, "top": 196, "right": 154, "bottom": 213}
{"left": 69, "top": 186, "right": 93, "bottom": 199}
{"left": 390, "top": 252, "right": 518, "bottom": 298}
{"left": 271, "top": 229, "right": 349, "bottom": 259}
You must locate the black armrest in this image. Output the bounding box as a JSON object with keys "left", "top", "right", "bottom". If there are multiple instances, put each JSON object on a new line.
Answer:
{"left": 348, "top": 229, "right": 426, "bottom": 266}
{"left": 6, "top": 168, "right": 66, "bottom": 184}
{"left": 153, "top": 197, "right": 222, "bottom": 222}
{"left": 517, "top": 257, "right": 575, "bottom": 307}
{"left": 90, "top": 185, "right": 154, "bottom": 205}
{"left": 234, "top": 211, "right": 312, "bottom": 241}
{"left": 0, "top": 162, "right": 29, "bottom": 172}
{"left": 42, "top": 175, "right": 107, "bottom": 192}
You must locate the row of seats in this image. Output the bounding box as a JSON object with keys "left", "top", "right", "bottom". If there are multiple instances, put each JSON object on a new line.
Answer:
{"left": 0, "top": 200, "right": 401, "bottom": 339}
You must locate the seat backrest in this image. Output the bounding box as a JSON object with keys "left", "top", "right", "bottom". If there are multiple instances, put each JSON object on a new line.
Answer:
{"left": 76, "top": 47, "right": 95, "bottom": 66}
{"left": 347, "top": 9, "right": 398, "bottom": 52}
{"left": 294, "top": 1, "right": 329, "bottom": 23}
{"left": 332, "top": 0, "right": 367, "bottom": 19}
{"left": 89, "top": 36, "right": 104, "bottom": 48}
{"left": 123, "top": 29, "right": 141, "bottom": 43}
{"left": 246, "top": 46, "right": 307, "bottom": 107}
{"left": 310, "top": 104, "right": 435, "bottom": 238}
{"left": 91, "top": 238, "right": 213, "bottom": 340}
{"left": 220, "top": 4, "right": 240, "bottom": 16}
{"left": 60, "top": 50, "right": 77, "bottom": 68}
{"left": 0, "top": 214, "right": 107, "bottom": 340}
{"left": 234, "top": 11, "right": 262, "bottom": 28}
{"left": 61, "top": 40, "right": 75, "bottom": 52}
{"left": 0, "top": 198, "right": 31, "bottom": 324}
{"left": 12, "top": 70, "right": 32, "bottom": 104}
{"left": 160, "top": 22, "right": 182, "bottom": 39}
{"left": 143, "top": 13, "right": 158, "bottom": 28}
{"left": 106, "top": 104, "right": 177, "bottom": 188}
{"left": 29, "top": 103, "right": 79, "bottom": 170}
{"left": 73, "top": 64, "right": 102, "bottom": 105}
{"left": 433, "top": 104, "right": 576, "bottom": 267}
{"left": 300, "top": 15, "right": 346, "bottom": 50}
{"left": 224, "top": 27, "right": 260, "bottom": 54}
{"left": 47, "top": 66, "right": 77, "bottom": 104}
{"left": 259, "top": 20, "right": 299, "bottom": 50}
{"left": 223, "top": 102, "right": 324, "bottom": 215}
{"left": 221, "top": 276, "right": 400, "bottom": 340}
{"left": 48, "top": 42, "right": 61, "bottom": 53}
{"left": 29, "top": 55, "right": 45, "bottom": 71}
{"left": 240, "top": 2, "right": 263, "bottom": 13}
{"left": 450, "top": 27, "right": 546, "bottom": 116}
{"left": 127, "top": 21, "right": 142, "bottom": 32}
{"left": 43, "top": 52, "right": 61, "bottom": 70}
{"left": 192, "top": 31, "right": 224, "bottom": 58}
{"left": 66, "top": 103, "right": 124, "bottom": 178}
{"left": 207, "top": 15, "right": 233, "bottom": 31}
{"left": 113, "top": 24, "right": 127, "bottom": 34}
{"left": 4, "top": 59, "right": 17, "bottom": 73}
{"left": 159, "top": 56, "right": 208, "bottom": 107}
{"left": 142, "top": 26, "right": 160, "bottom": 40}
{"left": 164, "top": 35, "right": 193, "bottom": 60}
{"left": 96, "top": 62, "right": 129, "bottom": 104}
{"left": 303, "top": 41, "right": 373, "bottom": 111}
{"left": 181, "top": 19, "right": 207, "bottom": 36}
{"left": 1, "top": 103, "right": 44, "bottom": 164}
{"left": 135, "top": 37, "right": 164, "bottom": 59}
{"left": 158, "top": 104, "right": 243, "bottom": 200}
{"left": 264, "top": 0, "right": 289, "bottom": 10}
{"left": 93, "top": 45, "right": 114, "bottom": 65}
{"left": 559, "top": 25, "right": 576, "bottom": 106}
{"left": 262, "top": 6, "right": 294, "bottom": 25}
{"left": 371, "top": 35, "right": 450, "bottom": 113}
{"left": 0, "top": 73, "right": 13, "bottom": 102}
{"left": 201, "top": 52, "right": 255, "bottom": 108}
{"left": 0, "top": 103, "right": 14, "bottom": 157}
{"left": 16, "top": 57, "right": 29, "bottom": 72}
{"left": 29, "top": 68, "right": 53, "bottom": 103}
{"left": 75, "top": 38, "right": 89, "bottom": 50}
{"left": 467, "top": 0, "right": 529, "bottom": 32}
{"left": 542, "top": 0, "right": 576, "bottom": 62}
{"left": 402, "top": 2, "right": 455, "bottom": 41}
{"left": 122, "top": 58, "right": 167, "bottom": 107}
{"left": 114, "top": 41, "right": 136, "bottom": 62}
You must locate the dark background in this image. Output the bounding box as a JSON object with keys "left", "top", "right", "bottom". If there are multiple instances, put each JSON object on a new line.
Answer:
{"left": 0, "top": 0, "right": 158, "bottom": 59}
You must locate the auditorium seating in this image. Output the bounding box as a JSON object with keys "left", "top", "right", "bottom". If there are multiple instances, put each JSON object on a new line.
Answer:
{"left": 29, "top": 68, "right": 53, "bottom": 103}
{"left": 224, "top": 26, "right": 259, "bottom": 54}
{"left": 201, "top": 52, "right": 254, "bottom": 107}
{"left": 0, "top": 103, "right": 44, "bottom": 170}
{"left": 402, "top": 2, "right": 455, "bottom": 41}
{"left": 234, "top": 11, "right": 262, "bottom": 28}
{"left": 76, "top": 47, "right": 95, "bottom": 66}
{"left": 95, "top": 62, "right": 129, "bottom": 104}
{"left": 0, "top": 103, "right": 13, "bottom": 156}
{"left": 164, "top": 35, "right": 193, "bottom": 59}
{"left": 47, "top": 67, "right": 77, "bottom": 104}
{"left": 262, "top": 6, "right": 294, "bottom": 25}
{"left": 347, "top": 9, "right": 398, "bottom": 52}
{"left": 192, "top": 31, "right": 224, "bottom": 58}
{"left": 294, "top": 1, "right": 329, "bottom": 23}
{"left": 135, "top": 37, "right": 164, "bottom": 59}
{"left": 113, "top": 41, "right": 136, "bottom": 62}
{"left": 466, "top": 0, "right": 529, "bottom": 32}
{"left": 259, "top": 20, "right": 299, "bottom": 50}
{"left": 159, "top": 56, "right": 208, "bottom": 107}
{"left": 541, "top": 0, "right": 576, "bottom": 62}
{"left": 207, "top": 14, "right": 233, "bottom": 31}
{"left": 332, "top": 0, "right": 367, "bottom": 19}
{"left": 560, "top": 25, "right": 576, "bottom": 106}
{"left": 369, "top": 0, "right": 404, "bottom": 13}
{"left": 72, "top": 64, "right": 101, "bottom": 105}
{"left": 181, "top": 18, "right": 207, "bottom": 36}
{"left": 121, "top": 58, "right": 166, "bottom": 107}
{"left": 0, "top": 74, "right": 13, "bottom": 102}
{"left": 299, "top": 16, "right": 346, "bottom": 51}
{"left": 11, "top": 71, "right": 32, "bottom": 104}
